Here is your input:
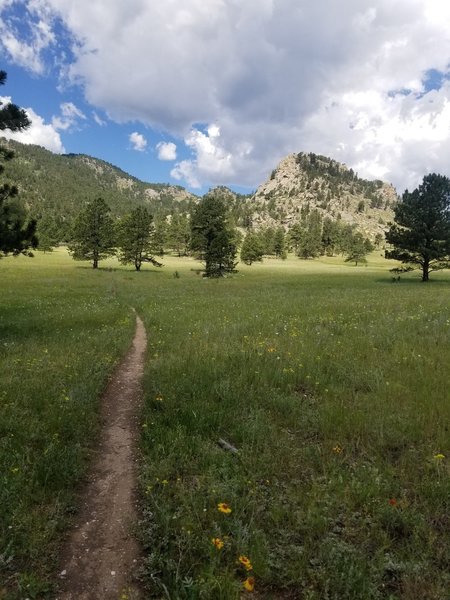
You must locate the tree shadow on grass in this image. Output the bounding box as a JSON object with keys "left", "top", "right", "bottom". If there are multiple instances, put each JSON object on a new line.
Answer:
{"left": 73, "top": 265, "right": 165, "bottom": 274}
{"left": 372, "top": 274, "right": 450, "bottom": 285}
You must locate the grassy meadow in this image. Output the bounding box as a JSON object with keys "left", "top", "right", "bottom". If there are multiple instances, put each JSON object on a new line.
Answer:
{"left": 0, "top": 249, "right": 449, "bottom": 599}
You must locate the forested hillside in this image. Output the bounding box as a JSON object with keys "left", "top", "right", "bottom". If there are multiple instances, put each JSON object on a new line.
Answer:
{"left": 0, "top": 138, "right": 198, "bottom": 239}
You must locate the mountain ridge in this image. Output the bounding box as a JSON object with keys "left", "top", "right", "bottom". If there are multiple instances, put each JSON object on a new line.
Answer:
{"left": 1, "top": 138, "right": 398, "bottom": 241}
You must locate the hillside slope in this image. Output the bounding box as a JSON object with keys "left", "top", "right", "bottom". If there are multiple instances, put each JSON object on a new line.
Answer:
{"left": 0, "top": 139, "right": 198, "bottom": 224}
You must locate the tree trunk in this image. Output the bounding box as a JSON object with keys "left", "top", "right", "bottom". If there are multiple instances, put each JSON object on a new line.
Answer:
{"left": 93, "top": 257, "right": 98, "bottom": 269}
{"left": 422, "top": 259, "right": 429, "bottom": 282}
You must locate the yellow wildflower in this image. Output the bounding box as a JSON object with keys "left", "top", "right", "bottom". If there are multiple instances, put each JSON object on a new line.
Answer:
{"left": 243, "top": 576, "right": 255, "bottom": 592}
{"left": 211, "top": 537, "right": 224, "bottom": 550}
{"left": 434, "top": 453, "right": 445, "bottom": 460}
{"left": 217, "top": 502, "right": 232, "bottom": 514}
{"left": 239, "top": 555, "right": 253, "bottom": 571}
{"left": 332, "top": 445, "right": 343, "bottom": 454}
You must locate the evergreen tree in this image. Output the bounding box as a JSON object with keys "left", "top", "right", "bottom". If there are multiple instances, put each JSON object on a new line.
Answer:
{"left": 190, "top": 191, "right": 237, "bottom": 277}
{"left": 386, "top": 173, "right": 450, "bottom": 281}
{"left": 152, "top": 216, "right": 168, "bottom": 255}
{"left": 261, "top": 227, "right": 276, "bottom": 254}
{"left": 168, "top": 213, "right": 191, "bottom": 256}
{"left": 117, "top": 206, "right": 162, "bottom": 271}
{"left": 297, "top": 210, "right": 322, "bottom": 259}
{"left": 321, "top": 217, "right": 337, "bottom": 256}
{"left": 68, "top": 197, "right": 116, "bottom": 268}
{"left": 335, "top": 223, "right": 356, "bottom": 255}
{"left": 240, "top": 232, "right": 264, "bottom": 265}
{"left": 273, "top": 227, "right": 287, "bottom": 259}
{"left": 0, "top": 71, "right": 31, "bottom": 133}
{"left": 36, "top": 214, "right": 60, "bottom": 252}
{"left": 287, "top": 222, "right": 303, "bottom": 254}
{"left": 374, "top": 232, "right": 384, "bottom": 248}
{"left": 345, "top": 232, "right": 373, "bottom": 266}
{"left": 0, "top": 71, "right": 37, "bottom": 257}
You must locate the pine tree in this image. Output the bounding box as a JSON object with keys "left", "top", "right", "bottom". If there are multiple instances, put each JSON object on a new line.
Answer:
{"left": 345, "top": 232, "right": 373, "bottom": 266}
{"left": 116, "top": 206, "right": 162, "bottom": 271}
{"left": 190, "top": 191, "right": 237, "bottom": 277}
{"left": 68, "top": 198, "right": 116, "bottom": 268}
{"left": 152, "top": 216, "right": 168, "bottom": 256}
{"left": 260, "top": 227, "right": 276, "bottom": 255}
{"left": 287, "top": 223, "right": 303, "bottom": 254}
{"left": 297, "top": 210, "right": 322, "bottom": 259}
{"left": 273, "top": 228, "right": 287, "bottom": 259}
{"left": 0, "top": 71, "right": 37, "bottom": 257}
{"left": 240, "top": 232, "right": 264, "bottom": 265}
{"left": 36, "top": 214, "right": 60, "bottom": 252}
{"left": 168, "top": 213, "right": 191, "bottom": 256}
{"left": 386, "top": 173, "right": 450, "bottom": 281}
{"left": 321, "top": 217, "right": 338, "bottom": 256}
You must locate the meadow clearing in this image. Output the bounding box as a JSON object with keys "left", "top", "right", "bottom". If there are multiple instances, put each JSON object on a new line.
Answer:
{"left": 0, "top": 249, "right": 449, "bottom": 599}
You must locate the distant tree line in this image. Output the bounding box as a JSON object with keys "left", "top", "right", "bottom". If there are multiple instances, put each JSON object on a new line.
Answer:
{"left": 240, "top": 213, "right": 375, "bottom": 266}
{"left": 68, "top": 198, "right": 180, "bottom": 270}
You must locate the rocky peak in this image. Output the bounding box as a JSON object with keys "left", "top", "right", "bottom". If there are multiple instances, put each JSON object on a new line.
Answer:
{"left": 249, "top": 152, "right": 398, "bottom": 240}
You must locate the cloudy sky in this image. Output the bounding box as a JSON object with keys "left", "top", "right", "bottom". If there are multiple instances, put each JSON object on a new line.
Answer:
{"left": 0, "top": 0, "right": 449, "bottom": 195}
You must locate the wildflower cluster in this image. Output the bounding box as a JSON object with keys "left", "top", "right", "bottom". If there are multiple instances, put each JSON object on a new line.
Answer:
{"left": 212, "top": 502, "right": 256, "bottom": 592}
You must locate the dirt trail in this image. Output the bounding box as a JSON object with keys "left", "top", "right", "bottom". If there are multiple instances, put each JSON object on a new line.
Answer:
{"left": 56, "top": 314, "right": 147, "bottom": 600}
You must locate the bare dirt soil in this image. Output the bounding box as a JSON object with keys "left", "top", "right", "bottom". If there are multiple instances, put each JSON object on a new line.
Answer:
{"left": 56, "top": 315, "right": 147, "bottom": 600}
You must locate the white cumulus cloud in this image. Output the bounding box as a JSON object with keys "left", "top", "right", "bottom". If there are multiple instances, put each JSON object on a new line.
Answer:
{"left": 156, "top": 141, "right": 177, "bottom": 161}
{"left": 52, "top": 101, "right": 86, "bottom": 131}
{"left": 170, "top": 160, "right": 200, "bottom": 189}
{"left": 0, "top": 6, "right": 55, "bottom": 74}
{"left": 0, "top": 96, "right": 64, "bottom": 152}
{"left": 171, "top": 125, "right": 233, "bottom": 187}
{"left": 2, "top": 0, "right": 450, "bottom": 191}
{"left": 129, "top": 131, "right": 147, "bottom": 152}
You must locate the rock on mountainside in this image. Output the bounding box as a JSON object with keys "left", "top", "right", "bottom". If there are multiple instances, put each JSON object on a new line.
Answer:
{"left": 248, "top": 153, "right": 398, "bottom": 240}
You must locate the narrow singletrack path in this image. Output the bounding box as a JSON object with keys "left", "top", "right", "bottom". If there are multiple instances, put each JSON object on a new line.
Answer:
{"left": 57, "top": 314, "right": 147, "bottom": 600}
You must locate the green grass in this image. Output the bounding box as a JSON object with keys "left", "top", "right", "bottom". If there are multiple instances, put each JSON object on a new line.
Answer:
{"left": 1, "top": 249, "right": 449, "bottom": 599}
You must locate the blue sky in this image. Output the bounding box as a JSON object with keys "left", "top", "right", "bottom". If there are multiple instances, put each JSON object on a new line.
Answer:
{"left": 1, "top": 1, "right": 450, "bottom": 195}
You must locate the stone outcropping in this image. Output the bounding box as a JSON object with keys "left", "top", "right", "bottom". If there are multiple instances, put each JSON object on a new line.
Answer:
{"left": 249, "top": 153, "right": 398, "bottom": 239}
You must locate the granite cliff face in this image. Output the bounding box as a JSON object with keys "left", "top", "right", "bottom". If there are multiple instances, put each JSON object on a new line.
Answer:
{"left": 248, "top": 153, "right": 398, "bottom": 239}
